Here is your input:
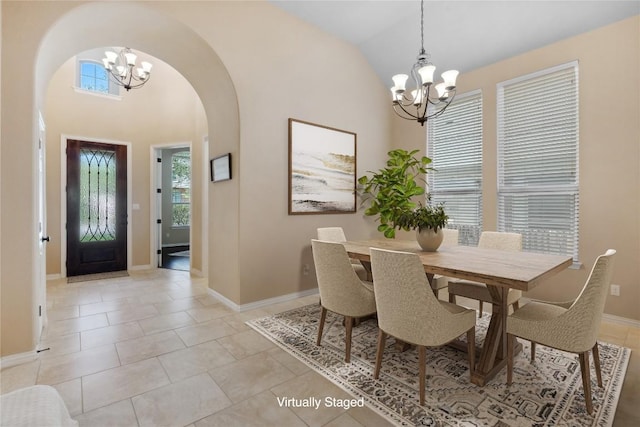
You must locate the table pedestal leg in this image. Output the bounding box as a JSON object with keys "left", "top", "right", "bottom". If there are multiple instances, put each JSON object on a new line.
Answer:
{"left": 471, "top": 285, "right": 521, "bottom": 386}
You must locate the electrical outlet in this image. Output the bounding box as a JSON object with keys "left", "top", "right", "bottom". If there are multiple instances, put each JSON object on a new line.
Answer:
{"left": 302, "top": 264, "right": 310, "bottom": 276}
{"left": 610, "top": 284, "right": 620, "bottom": 296}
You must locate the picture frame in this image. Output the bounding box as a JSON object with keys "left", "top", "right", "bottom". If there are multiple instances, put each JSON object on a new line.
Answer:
{"left": 210, "top": 153, "right": 232, "bottom": 182}
{"left": 288, "top": 118, "right": 357, "bottom": 215}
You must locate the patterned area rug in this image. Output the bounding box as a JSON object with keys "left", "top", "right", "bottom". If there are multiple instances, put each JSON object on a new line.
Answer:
{"left": 247, "top": 304, "right": 630, "bottom": 427}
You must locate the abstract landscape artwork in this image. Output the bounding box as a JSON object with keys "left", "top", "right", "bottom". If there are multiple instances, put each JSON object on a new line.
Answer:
{"left": 288, "top": 119, "right": 356, "bottom": 214}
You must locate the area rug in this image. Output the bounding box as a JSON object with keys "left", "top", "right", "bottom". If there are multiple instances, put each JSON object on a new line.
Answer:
{"left": 247, "top": 304, "right": 630, "bottom": 427}
{"left": 67, "top": 270, "right": 129, "bottom": 283}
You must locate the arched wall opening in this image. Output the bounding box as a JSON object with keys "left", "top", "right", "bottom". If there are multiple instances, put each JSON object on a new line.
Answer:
{"left": 2, "top": 1, "right": 241, "bottom": 356}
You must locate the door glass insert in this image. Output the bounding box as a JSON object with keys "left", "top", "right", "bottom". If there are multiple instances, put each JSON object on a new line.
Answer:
{"left": 79, "top": 148, "right": 117, "bottom": 242}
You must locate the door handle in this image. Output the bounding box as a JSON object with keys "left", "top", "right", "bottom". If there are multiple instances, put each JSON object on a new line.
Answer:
{"left": 41, "top": 236, "right": 50, "bottom": 242}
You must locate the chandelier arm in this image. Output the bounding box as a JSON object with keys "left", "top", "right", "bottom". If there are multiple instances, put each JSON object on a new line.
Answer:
{"left": 393, "top": 103, "right": 421, "bottom": 121}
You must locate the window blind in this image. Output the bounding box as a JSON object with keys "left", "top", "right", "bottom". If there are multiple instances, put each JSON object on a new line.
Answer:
{"left": 427, "top": 91, "right": 483, "bottom": 245}
{"left": 497, "top": 62, "right": 579, "bottom": 261}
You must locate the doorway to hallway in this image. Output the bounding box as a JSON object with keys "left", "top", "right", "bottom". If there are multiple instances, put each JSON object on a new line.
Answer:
{"left": 154, "top": 146, "right": 191, "bottom": 272}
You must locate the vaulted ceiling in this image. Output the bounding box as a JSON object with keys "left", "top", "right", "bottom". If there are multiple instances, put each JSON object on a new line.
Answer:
{"left": 269, "top": 1, "right": 639, "bottom": 87}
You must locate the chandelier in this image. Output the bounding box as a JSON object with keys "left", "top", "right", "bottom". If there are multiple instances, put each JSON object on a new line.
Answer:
{"left": 391, "top": 0, "right": 458, "bottom": 126}
{"left": 102, "top": 47, "right": 152, "bottom": 91}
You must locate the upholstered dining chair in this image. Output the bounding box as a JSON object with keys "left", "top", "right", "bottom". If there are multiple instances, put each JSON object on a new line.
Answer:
{"left": 311, "top": 239, "right": 377, "bottom": 363}
{"left": 370, "top": 248, "right": 476, "bottom": 405}
{"left": 317, "top": 227, "right": 368, "bottom": 281}
{"left": 430, "top": 228, "right": 459, "bottom": 298}
{"left": 448, "top": 231, "right": 522, "bottom": 317}
{"left": 506, "top": 249, "right": 616, "bottom": 415}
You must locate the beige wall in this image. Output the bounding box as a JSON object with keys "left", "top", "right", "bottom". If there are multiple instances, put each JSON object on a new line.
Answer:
{"left": 153, "top": 1, "right": 391, "bottom": 304}
{"left": 44, "top": 55, "right": 205, "bottom": 274}
{"left": 394, "top": 16, "right": 640, "bottom": 321}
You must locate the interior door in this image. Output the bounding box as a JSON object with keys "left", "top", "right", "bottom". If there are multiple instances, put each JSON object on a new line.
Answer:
{"left": 66, "top": 139, "right": 127, "bottom": 276}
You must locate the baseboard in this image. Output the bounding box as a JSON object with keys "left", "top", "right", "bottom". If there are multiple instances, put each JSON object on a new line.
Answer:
{"left": 0, "top": 350, "right": 39, "bottom": 370}
{"left": 207, "top": 287, "right": 319, "bottom": 312}
{"left": 129, "top": 264, "right": 153, "bottom": 271}
{"left": 602, "top": 313, "right": 640, "bottom": 328}
{"left": 46, "top": 273, "right": 62, "bottom": 280}
{"left": 190, "top": 268, "right": 203, "bottom": 277}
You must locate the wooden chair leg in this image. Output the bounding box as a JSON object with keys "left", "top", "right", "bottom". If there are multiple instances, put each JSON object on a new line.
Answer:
{"left": 345, "top": 316, "right": 353, "bottom": 363}
{"left": 530, "top": 342, "right": 536, "bottom": 363}
{"left": 579, "top": 351, "right": 594, "bottom": 415}
{"left": 592, "top": 342, "right": 603, "bottom": 387}
{"left": 507, "top": 333, "right": 514, "bottom": 385}
{"left": 448, "top": 293, "right": 456, "bottom": 304}
{"left": 467, "top": 327, "right": 475, "bottom": 375}
{"left": 316, "top": 307, "right": 327, "bottom": 346}
{"left": 512, "top": 300, "right": 520, "bottom": 311}
{"left": 374, "top": 329, "right": 386, "bottom": 379}
{"left": 478, "top": 301, "right": 483, "bottom": 318}
{"left": 418, "top": 345, "right": 426, "bottom": 406}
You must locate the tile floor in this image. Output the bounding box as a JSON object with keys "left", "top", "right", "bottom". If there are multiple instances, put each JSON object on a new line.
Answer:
{"left": 0, "top": 269, "right": 638, "bottom": 426}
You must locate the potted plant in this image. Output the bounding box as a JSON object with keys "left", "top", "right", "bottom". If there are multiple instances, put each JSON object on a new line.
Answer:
{"left": 358, "top": 149, "right": 448, "bottom": 251}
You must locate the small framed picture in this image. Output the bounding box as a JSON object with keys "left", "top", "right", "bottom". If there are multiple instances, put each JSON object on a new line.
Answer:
{"left": 210, "top": 153, "right": 232, "bottom": 182}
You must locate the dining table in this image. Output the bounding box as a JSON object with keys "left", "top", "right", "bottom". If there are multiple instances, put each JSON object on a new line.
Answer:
{"left": 341, "top": 239, "right": 573, "bottom": 386}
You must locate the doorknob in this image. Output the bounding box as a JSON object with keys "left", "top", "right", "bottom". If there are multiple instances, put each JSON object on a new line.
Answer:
{"left": 41, "top": 236, "right": 50, "bottom": 242}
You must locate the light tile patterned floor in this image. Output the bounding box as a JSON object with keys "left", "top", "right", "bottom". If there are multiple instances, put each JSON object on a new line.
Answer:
{"left": 0, "top": 269, "right": 638, "bottom": 426}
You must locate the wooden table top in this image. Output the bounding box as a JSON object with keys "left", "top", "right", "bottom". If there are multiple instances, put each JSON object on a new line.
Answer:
{"left": 342, "top": 239, "right": 573, "bottom": 292}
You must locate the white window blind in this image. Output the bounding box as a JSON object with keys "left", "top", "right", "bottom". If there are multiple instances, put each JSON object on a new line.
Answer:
{"left": 427, "top": 91, "right": 483, "bottom": 245}
{"left": 497, "top": 62, "right": 579, "bottom": 261}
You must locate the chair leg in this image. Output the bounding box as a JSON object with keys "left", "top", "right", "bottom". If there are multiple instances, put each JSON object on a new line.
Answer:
{"left": 478, "top": 301, "right": 483, "bottom": 318}
{"left": 530, "top": 342, "right": 536, "bottom": 363}
{"left": 507, "top": 333, "right": 514, "bottom": 385}
{"left": 579, "top": 351, "right": 594, "bottom": 415}
{"left": 316, "top": 307, "right": 327, "bottom": 346}
{"left": 345, "top": 316, "right": 353, "bottom": 363}
{"left": 592, "top": 342, "right": 603, "bottom": 387}
{"left": 374, "top": 329, "right": 386, "bottom": 379}
{"left": 448, "top": 293, "right": 456, "bottom": 304}
{"left": 512, "top": 300, "right": 520, "bottom": 311}
{"left": 467, "top": 327, "right": 475, "bottom": 375}
{"left": 418, "top": 345, "right": 426, "bottom": 406}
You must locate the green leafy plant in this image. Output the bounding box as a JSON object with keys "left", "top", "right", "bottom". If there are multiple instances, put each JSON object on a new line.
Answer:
{"left": 358, "top": 149, "right": 446, "bottom": 238}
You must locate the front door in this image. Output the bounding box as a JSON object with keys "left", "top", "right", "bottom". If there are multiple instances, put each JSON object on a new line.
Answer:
{"left": 66, "top": 139, "right": 127, "bottom": 276}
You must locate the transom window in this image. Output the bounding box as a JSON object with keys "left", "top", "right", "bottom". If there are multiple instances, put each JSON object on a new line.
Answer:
{"left": 497, "top": 62, "right": 579, "bottom": 261}
{"left": 427, "top": 91, "right": 483, "bottom": 245}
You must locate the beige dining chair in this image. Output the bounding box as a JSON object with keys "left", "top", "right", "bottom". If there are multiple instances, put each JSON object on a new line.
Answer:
{"left": 506, "top": 249, "right": 616, "bottom": 415}
{"left": 311, "top": 239, "right": 377, "bottom": 363}
{"left": 448, "top": 231, "right": 522, "bottom": 317}
{"left": 317, "top": 227, "right": 368, "bottom": 281}
{"left": 430, "top": 228, "right": 459, "bottom": 298}
{"left": 370, "top": 248, "right": 476, "bottom": 405}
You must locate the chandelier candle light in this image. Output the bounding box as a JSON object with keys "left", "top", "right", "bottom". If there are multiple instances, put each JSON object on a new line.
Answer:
{"left": 103, "top": 47, "right": 152, "bottom": 91}
{"left": 391, "top": 0, "right": 458, "bottom": 125}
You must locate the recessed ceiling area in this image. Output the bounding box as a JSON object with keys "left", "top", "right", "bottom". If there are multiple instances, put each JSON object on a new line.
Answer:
{"left": 269, "top": 1, "right": 640, "bottom": 86}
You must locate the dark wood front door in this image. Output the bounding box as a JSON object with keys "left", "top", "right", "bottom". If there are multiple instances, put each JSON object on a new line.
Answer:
{"left": 66, "top": 139, "right": 127, "bottom": 276}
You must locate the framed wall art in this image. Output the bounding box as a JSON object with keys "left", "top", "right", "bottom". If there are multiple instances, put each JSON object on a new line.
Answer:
{"left": 288, "top": 118, "right": 357, "bottom": 215}
{"left": 210, "top": 153, "right": 232, "bottom": 182}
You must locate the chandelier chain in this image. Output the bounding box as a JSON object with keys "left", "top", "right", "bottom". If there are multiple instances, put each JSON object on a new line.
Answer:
{"left": 420, "top": 0, "right": 425, "bottom": 55}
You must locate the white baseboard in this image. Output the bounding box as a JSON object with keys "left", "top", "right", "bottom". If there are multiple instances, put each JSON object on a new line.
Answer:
{"left": 0, "top": 350, "right": 39, "bottom": 370}
{"left": 602, "top": 313, "right": 640, "bottom": 328}
{"left": 207, "top": 287, "right": 319, "bottom": 312}
{"left": 129, "top": 264, "right": 153, "bottom": 271}
{"left": 46, "top": 273, "right": 62, "bottom": 281}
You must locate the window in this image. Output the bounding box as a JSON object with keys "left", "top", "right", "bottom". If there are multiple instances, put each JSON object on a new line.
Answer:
{"left": 497, "top": 62, "right": 579, "bottom": 261}
{"left": 427, "top": 91, "right": 483, "bottom": 245}
{"left": 78, "top": 61, "right": 110, "bottom": 94}
{"left": 171, "top": 151, "right": 191, "bottom": 227}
